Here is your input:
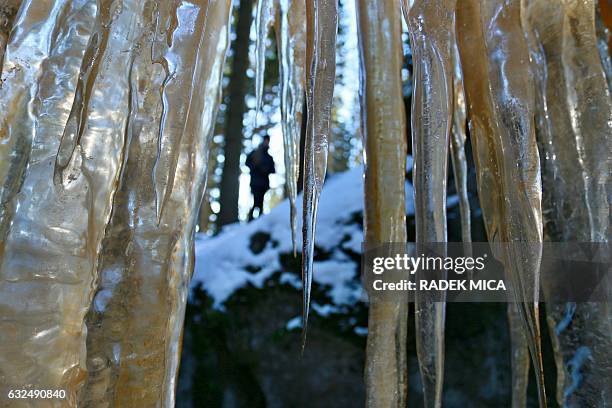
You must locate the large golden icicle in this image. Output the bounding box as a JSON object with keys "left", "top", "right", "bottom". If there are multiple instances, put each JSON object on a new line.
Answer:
{"left": 81, "top": 0, "right": 232, "bottom": 406}
{"left": 0, "top": 0, "right": 137, "bottom": 404}
{"left": 457, "top": 0, "right": 547, "bottom": 406}
{"left": 356, "top": 0, "right": 408, "bottom": 406}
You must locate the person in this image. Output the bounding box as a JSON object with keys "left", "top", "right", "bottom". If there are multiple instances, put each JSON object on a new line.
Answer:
{"left": 245, "top": 135, "right": 275, "bottom": 221}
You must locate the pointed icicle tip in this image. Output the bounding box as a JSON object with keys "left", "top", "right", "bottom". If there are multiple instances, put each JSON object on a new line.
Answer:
{"left": 300, "top": 243, "right": 312, "bottom": 352}
{"left": 300, "top": 308, "right": 309, "bottom": 355}
{"left": 300, "top": 0, "right": 338, "bottom": 352}
{"left": 154, "top": 181, "right": 165, "bottom": 226}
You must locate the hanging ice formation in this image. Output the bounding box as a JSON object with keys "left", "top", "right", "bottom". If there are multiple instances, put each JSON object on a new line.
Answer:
{"left": 276, "top": 0, "right": 306, "bottom": 255}
{"left": 450, "top": 44, "right": 471, "bottom": 246}
{"left": 255, "top": 0, "right": 278, "bottom": 119}
{"left": 457, "top": 1, "right": 547, "bottom": 407}
{"left": 300, "top": 0, "right": 338, "bottom": 346}
{"left": 0, "top": 0, "right": 231, "bottom": 406}
{"left": 1, "top": 0, "right": 611, "bottom": 405}
{"left": 405, "top": 1, "right": 455, "bottom": 406}
{"left": 523, "top": 0, "right": 611, "bottom": 406}
{"left": 254, "top": 0, "right": 306, "bottom": 255}
{"left": 356, "top": 0, "right": 408, "bottom": 405}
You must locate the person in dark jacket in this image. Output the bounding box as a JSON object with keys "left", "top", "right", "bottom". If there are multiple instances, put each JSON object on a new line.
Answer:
{"left": 245, "top": 135, "right": 275, "bottom": 221}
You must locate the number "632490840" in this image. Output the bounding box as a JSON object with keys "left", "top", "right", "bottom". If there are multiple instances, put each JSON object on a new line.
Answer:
{"left": 7, "top": 389, "right": 66, "bottom": 399}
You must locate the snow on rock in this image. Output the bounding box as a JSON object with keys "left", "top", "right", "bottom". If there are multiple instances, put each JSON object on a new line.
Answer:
{"left": 192, "top": 164, "right": 416, "bottom": 308}
{"left": 286, "top": 316, "right": 303, "bottom": 331}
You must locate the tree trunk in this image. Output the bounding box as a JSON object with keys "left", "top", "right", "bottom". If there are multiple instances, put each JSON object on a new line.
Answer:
{"left": 218, "top": 0, "right": 254, "bottom": 226}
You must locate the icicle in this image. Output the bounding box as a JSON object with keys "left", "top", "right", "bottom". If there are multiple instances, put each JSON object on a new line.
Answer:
{"left": 356, "top": 0, "right": 408, "bottom": 405}
{"left": 532, "top": 0, "right": 612, "bottom": 243}
{"left": 81, "top": 0, "right": 232, "bottom": 405}
{"left": 507, "top": 301, "right": 531, "bottom": 408}
{"left": 150, "top": 0, "right": 226, "bottom": 223}
{"left": 524, "top": 0, "right": 611, "bottom": 405}
{"left": 53, "top": 0, "right": 114, "bottom": 186}
{"left": 277, "top": 0, "right": 306, "bottom": 256}
{"left": 450, "top": 44, "right": 471, "bottom": 245}
{"left": 457, "top": 2, "right": 532, "bottom": 404}
{"left": 0, "top": 0, "right": 231, "bottom": 404}
{"left": 456, "top": 1, "right": 547, "bottom": 407}
{"left": 255, "top": 0, "right": 277, "bottom": 119}
{"left": 477, "top": 6, "right": 547, "bottom": 406}
{"left": 1, "top": 0, "right": 64, "bottom": 259}
{"left": 0, "top": 0, "right": 136, "bottom": 403}
{"left": 400, "top": 0, "right": 409, "bottom": 27}
{"left": 301, "top": 0, "right": 338, "bottom": 347}
{"left": 520, "top": 0, "right": 551, "bottom": 241}
{"left": 405, "top": 1, "right": 454, "bottom": 406}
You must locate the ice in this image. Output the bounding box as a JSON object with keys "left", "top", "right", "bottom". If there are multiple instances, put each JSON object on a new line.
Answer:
{"left": 507, "top": 301, "right": 530, "bottom": 408}
{"left": 301, "top": 0, "right": 338, "bottom": 347}
{"left": 524, "top": 0, "right": 612, "bottom": 405}
{"left": 255, "top": 0, "right": 277, "bottom": 118}
{"left": 406, "top": 0, "right": 455, "bottom": 405}
{"left": 277, "top": 0, "right": 306, "bottom": 255}
{"left": 450, "top": 43, "right": 471, "bottom": 245}
{"left": 0, "top": 0, "right": 609, "bottom": 405}
{"left": 81, "top": 1, "right": 232, "bottom": 405}
{"left": 0, "top": 0, "right": 231, "bottom": 405}
{"left": 456, "top": 0, "right": 547, "bottom": 406}
{"left": 355, "top": 0, "right": 409, "bottom": 405}
{"left": 0, "top": 0, "right": 135, "bottom": 402}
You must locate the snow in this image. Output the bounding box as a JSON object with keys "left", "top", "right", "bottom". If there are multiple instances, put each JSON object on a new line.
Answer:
{"left": 286, "top": 316, "right": 302, "bottom": 331}
{"left": 341, "top": 224, "right": 363, "bottom": 254}
{"left": 192, "top": 164, "right": 416, "bottom": 307}
{"left": 311, "top": 258, "right": 363, "bottom": 306}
